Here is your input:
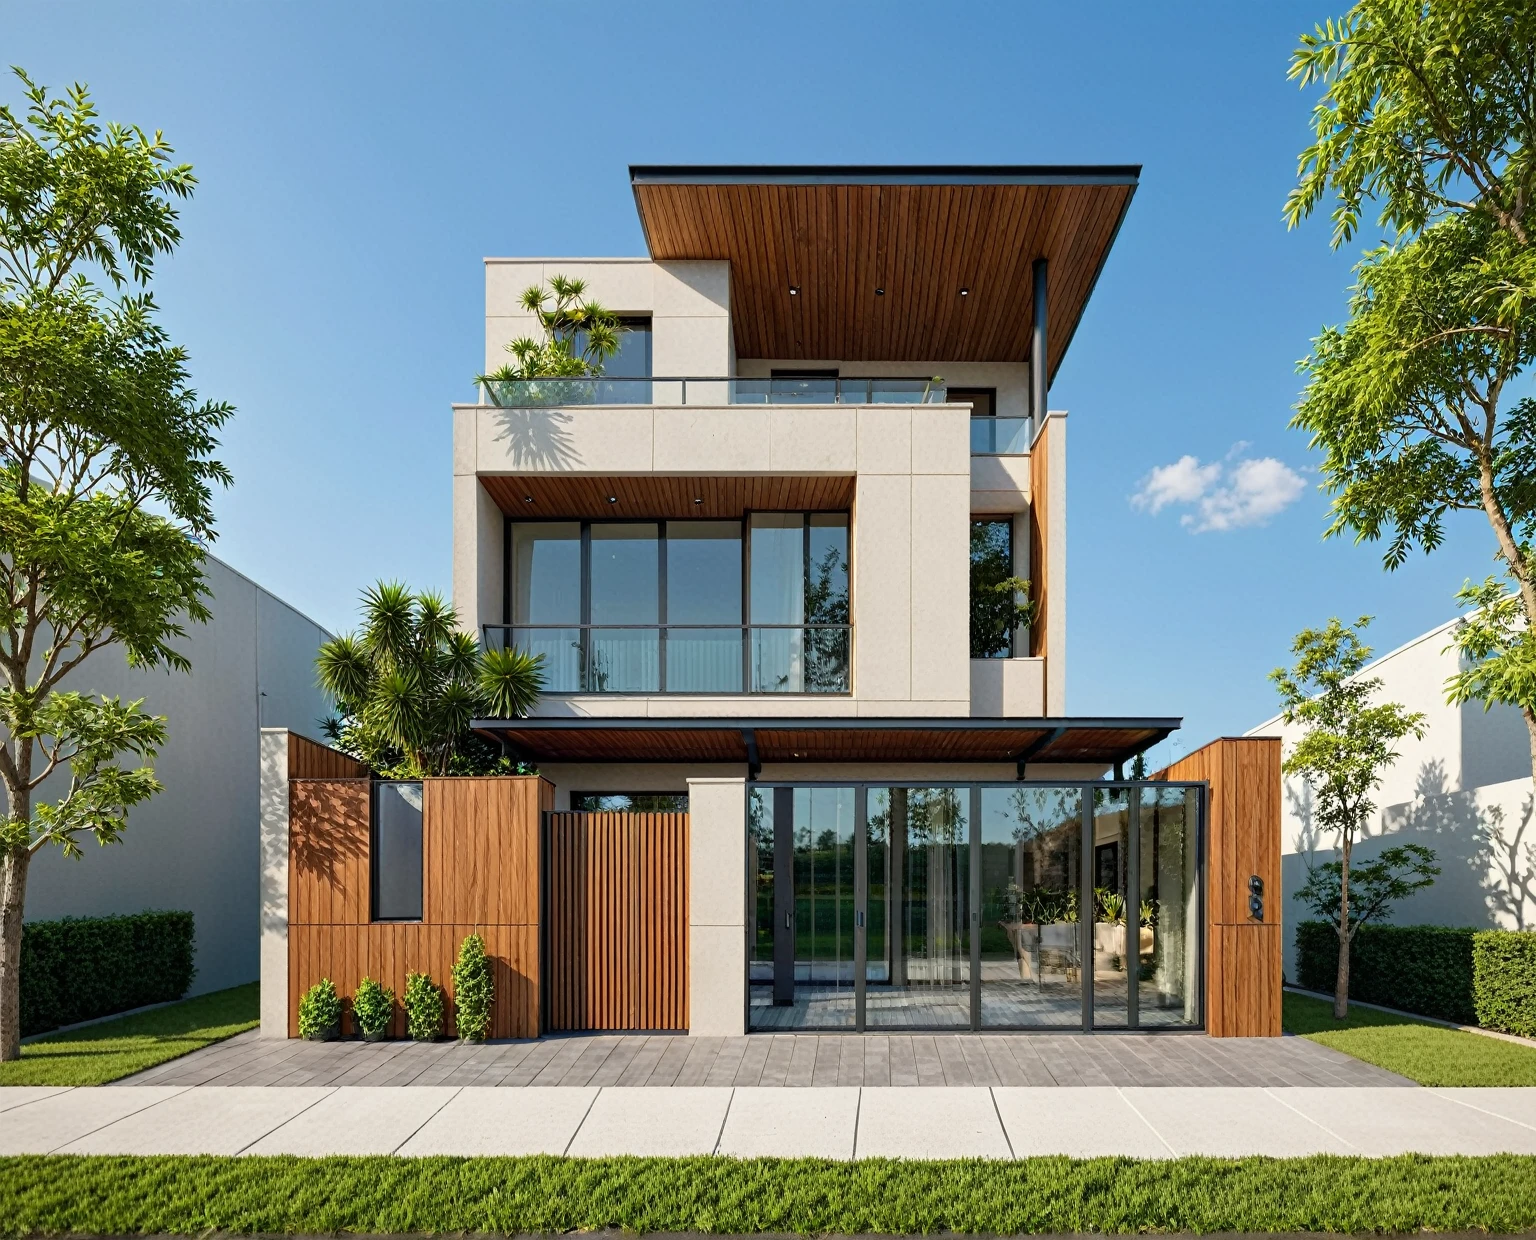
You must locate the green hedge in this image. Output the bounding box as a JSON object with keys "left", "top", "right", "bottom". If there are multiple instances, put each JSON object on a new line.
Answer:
{"left": 1473, "top": 930, "right": 1536, "bottom": 1037}
{"left": 20, "top": 911, "right": 195, "bottom": 1037}
{"left": 1293, "top": 921, "right": 1477, "bottom": 1024}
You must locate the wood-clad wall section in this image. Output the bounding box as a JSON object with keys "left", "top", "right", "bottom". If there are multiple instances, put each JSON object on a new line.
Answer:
{"left": 1156, "top": 737, "right": 1282, "bottom": 1036}
{"left": 288, "top": 768, "right": 550, "bottom": 1039}
{"left": 1028, "top": 417, "right": 1051, "bottom": 663}
{"left": 546, "top": 812, "right": 689, "bottom": 1032}
{"left": 288, "top": 733, "right": 369, "bottom": 779}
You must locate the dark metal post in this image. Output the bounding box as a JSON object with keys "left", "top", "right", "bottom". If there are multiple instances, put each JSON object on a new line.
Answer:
{"left": 891, "top": 788, "right": 908, "bottom": 986}
{"left": 773, "top": 786, "right": 796, "bottom": 1006}
{"left": 969, "top": 785, "right": 982, "bottom": 1030}
{"left": 1031, "top": 257, "right": 1048, "bottom": 438}
{"left": 1126, "top": 788, "right": 1140, "bottom": 1029}
{"left": 1081, "top": 789, "right": 1094, "bottom": 1032}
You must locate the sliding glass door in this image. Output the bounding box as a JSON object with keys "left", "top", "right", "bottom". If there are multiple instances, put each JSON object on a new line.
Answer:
{"left": 747, "top": 781, "right": 1203, "bottom": 1032}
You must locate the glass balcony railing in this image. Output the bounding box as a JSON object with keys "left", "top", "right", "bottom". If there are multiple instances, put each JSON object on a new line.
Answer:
{"left": 479, "top": 376, "right": 947, "bottom": 408}
{"left": 970, "top": 416, "right": 1032, "bottom": 455}
{"left": 482, "top": 624, "right": 851, "bottom": 695}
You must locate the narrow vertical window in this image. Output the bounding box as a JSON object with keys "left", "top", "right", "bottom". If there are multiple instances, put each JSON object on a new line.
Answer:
{"left": 372, "top": 781, "right": 423, "bottom": 921}
{"left": 970, "top": 518, "right": 1018, "bottom": 658}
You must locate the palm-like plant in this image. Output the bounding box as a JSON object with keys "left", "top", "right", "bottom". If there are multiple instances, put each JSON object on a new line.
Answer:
{"left": 477, "top": 274, "right": 621, "bottom": 386}
{"left": 317, "top": 583, "right": 543, "bottom": 777}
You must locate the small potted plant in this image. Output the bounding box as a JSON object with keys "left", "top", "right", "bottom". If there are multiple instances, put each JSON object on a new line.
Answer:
{"left": 353, "top": 976, "right": 396, "bottom": 1042}
{"left": 404, "top": 970, "right": 444, "bottom": 1042}
{"left": 298, "top": 978, "right": 342, "bottom": 1042}
{"left": 452, "top": 934, "right": 494, "bottom": 1043}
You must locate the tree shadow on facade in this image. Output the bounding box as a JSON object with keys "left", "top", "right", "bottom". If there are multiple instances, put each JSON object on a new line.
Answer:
{"left": 488, "top": 408, "right": 579, "bottom": 471}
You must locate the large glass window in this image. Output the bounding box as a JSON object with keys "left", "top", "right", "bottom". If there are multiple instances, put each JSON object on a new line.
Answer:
{"left": 570, "top": 792, "right": 688, "bottom": 812}
{"left": 970, "top": 518, "right": 1019, "bottom": 658}
{"left": 506, "top": 515, "right": 849, "bottom": 693}
{"left": 372, "top": 782, "right": 423, "bottom": 922}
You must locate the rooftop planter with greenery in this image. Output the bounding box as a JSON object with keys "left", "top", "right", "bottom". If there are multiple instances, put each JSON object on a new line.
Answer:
{"left": 475, "top": 274, "right": 621, "bottom": 406}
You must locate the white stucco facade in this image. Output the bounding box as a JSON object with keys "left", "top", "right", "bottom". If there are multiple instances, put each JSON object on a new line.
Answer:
{"left": 1247, "top": 614, "right": 1536, "bottom": 978}
{"left": 26, "top": 555, "right": 334, "bottom": 995}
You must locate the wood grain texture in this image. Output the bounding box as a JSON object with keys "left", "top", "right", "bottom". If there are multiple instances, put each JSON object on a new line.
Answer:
{"left": 546, "top": 812, "right": 689, "bottom": 1032}
{"left": 287, "top": 774, "right": 550, "bottom": 1039}
{"left": 482, "top": 474, "right": 856, "bottom": 520}
{"left": 1027, "top": 419, "right": 1050, "bottom": 663}
{"left": 633, "top": 180, "right": 1135, "bottom": 374}
{"left": 1156, "top": 736, "right": 1282, "bottom": 1036}
{"left": 287, "top": 733, "right": 369, "bottom": 779}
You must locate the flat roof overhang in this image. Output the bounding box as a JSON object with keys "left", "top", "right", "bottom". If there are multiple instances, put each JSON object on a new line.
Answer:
{"left": 629, "top": 164, "right": 1140, "bottom": 375}
{"left": 471, "top": 716, "right": 1179, "bottom": 768}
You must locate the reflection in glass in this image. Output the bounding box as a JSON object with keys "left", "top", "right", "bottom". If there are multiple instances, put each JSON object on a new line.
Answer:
{"left": 570, "top": 792, "right": 688, "bottom": 812}
{"left": 667, "top": 628, "right": 743, "bottom": 692}
{"left": 978, "top": 786, "right": 1082, "bottom": 1027}
{"left": 793, "top": 787, "right": 856, "bottom": 1027}
{"left": 867, "top": 787, "right": 970, "bottom": 1027}
{"left": 1138, "top": 786, "right": 1200, "bottom": 1026}
{"left": 512, "top": 523, "right": 580, "bottom": 624}
{"left": 373, "top": 782, "right": 424, "bottom": 921}
{"left": 590, "top": 524, "right": 658, "bottom": 624}
{"left": 666, "top": 521, "right": 743, "bottom": 692}
{"left": 1092, "top": 788, "right": 1132, "bottom": 1028}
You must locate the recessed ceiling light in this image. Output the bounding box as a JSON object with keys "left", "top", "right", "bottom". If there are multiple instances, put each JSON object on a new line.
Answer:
{"left": 693, "top": 498, "right": 703, "bottom": 505}
{"left": 789, "top": 285, "right": 799, "bottom": 295}
{"left": 523, "top": 496, "right": 533, "bottom": 503}
{"left": 959, "top": 287, "right": 970, "bottom": 296}
{"left": 875, "top": 287, "right": 885, "bottom": 296}
{"left": 607, "top": 496, "right": 617, "bottom": 503}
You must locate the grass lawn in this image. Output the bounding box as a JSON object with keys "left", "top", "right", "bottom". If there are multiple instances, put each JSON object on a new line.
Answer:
{"left": 2, "top": 1153, "right": 1536, "bottom": 1235}
{"left": 1283, "top": 990, "right": 1536, "bottom": 1086}
{"left": 0, "top": 983, "right": 258, "bottom": 1087}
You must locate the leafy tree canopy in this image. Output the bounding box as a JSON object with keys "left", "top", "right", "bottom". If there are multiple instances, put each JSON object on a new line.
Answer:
{"left": 1294, "top": 842, "right": 1441, "bottom": 932}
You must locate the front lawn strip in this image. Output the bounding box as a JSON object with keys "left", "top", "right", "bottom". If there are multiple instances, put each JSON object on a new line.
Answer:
{"left": 1283, "top": 990, "right": 1536, "bottom": 1086}
{"left": 0, "top": 983, "right": 259, "bottom": 1087}
{"left": 3, "top": 1153, "right": 1536, "bottom": 1235}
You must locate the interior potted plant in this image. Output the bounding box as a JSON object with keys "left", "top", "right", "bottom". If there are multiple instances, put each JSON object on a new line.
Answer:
{"left": 297, "top": 978, "right": 342, "bottom": 1042}
{"left": 404, "top": 970, "right": 444, "bottom": 1042}
{"left": 353, "top": 976, "right": 396, "bottom": 1042}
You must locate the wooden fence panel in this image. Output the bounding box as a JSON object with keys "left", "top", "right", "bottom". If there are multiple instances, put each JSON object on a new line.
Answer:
{"left": 546, "top": 812, "right": 689, "bottom": 1032}
{"left": 1157, "top": 736, "right": 1283, "bottom": 1036}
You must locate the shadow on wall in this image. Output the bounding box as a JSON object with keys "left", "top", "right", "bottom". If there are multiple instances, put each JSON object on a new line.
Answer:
{"left": 489, "top": 408, "right": 579, "bottom": 471}
{"left": 1282, "top": 761, "right": 1536, "bottom": 978}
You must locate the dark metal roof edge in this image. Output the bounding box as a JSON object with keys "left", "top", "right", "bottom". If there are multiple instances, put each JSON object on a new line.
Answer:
{"left": 473, "top": 715, "right": 1180, "bottom": 733}
{"left": 630, "top": 164, "right": 1142, "bottom": 187}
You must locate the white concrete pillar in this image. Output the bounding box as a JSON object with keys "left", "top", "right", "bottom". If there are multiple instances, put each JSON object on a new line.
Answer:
{"left": 687, "top": 776, "right": 747, "bottom": 1036}
{"left": 258, "top": 728, "right": 290, "bottom": 1037}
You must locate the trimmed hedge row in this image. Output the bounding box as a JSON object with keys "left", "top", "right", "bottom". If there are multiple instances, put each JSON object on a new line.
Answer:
{"left": 1294, "top": 922, "right": 1478, "bottom": 1024}
{"left": 21, "top": 911, "right": 195, "bottom": 1037}
{"left": 1474, "top": 930, "right": 1536, "bottom": 1037}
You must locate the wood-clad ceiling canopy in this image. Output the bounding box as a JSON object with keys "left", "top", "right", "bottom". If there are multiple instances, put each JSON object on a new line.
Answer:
{"left": 473, "top": 717, "right": 1179, "bottom": 768}
{"left": 630, "top": 166, "right": 1139, "bottom": 375}
{"left": 481, "top": 473, "right": 856, "bottom": 520}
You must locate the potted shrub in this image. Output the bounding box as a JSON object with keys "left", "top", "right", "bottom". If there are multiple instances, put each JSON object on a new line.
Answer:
{"left": 404, "top": 970, "right": 444, "bottom": 1042}
{"left": 298, "top": 978, "right": 342, "bottom": 1041}
{"left": 452, "top": 934, "right": 494, "bottom": 1043}
{"left": 353, "top": 976, "right": 395, "bottom": 1042}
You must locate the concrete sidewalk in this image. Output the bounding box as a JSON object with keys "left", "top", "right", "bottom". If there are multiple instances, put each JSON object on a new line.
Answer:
{"left": 2, "top": 1084, "right": 1534, "bottom": 1158}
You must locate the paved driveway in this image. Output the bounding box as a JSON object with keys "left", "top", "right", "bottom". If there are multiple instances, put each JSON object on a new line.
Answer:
{"left": 124, "top": 1029, "right": 1408, "bottom": 1088}
{"left": 2, "top": 1082, "right": 1534, "bottom": 1158}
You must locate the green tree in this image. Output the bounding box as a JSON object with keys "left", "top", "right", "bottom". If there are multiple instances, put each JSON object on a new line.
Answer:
{"left": 0, "top": 72, "right": 232, "bottom": 1061}
{"left": 1293, "top": 842, "right": 1441, "bottom": 933}
{"left": 477, "top": 274, "right": 620, "bottom": 386}
{"left": 1272, "top": 617, "right": 1426, "bottom": 1019}
{"left": 969, "top": 521, "right": 1035, "bottom": 658}
{"left": 1288, "top": 1, "right": 1536, "bottom": 775}
{"left": 317, "top": 582, "right": 544, "bottom": 777}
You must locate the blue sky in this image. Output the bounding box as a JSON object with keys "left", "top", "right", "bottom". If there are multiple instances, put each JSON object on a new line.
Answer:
{"left": 8, "top": 1, "right": 1508, "bottom": 763}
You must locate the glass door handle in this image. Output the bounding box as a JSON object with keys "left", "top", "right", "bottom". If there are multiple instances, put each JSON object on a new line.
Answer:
{"left": 784, "top": 911, "right": 792, "bottom": 929}
{"left": 856, "top": 911, "right": 865, "bottom": 928}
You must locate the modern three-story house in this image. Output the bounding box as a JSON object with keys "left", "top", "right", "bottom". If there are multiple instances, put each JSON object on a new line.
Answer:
{"left": 261, "top": 166, "right": 1282, "bottom": 1047}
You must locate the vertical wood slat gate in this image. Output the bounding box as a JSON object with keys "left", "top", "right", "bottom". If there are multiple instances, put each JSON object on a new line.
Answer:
{"left": 544, "top": 812, "right": 689, "bottom": 1032}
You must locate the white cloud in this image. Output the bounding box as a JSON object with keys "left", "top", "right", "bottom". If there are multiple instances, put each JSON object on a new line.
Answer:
{"left": 1131, "top": 449, "right": 1306, "bottom": 533}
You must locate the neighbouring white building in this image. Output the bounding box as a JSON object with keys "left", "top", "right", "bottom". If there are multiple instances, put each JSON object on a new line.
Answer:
{"left": 25, "top": 553, "right": 334, "bottom": 995}
{"left": 1248, "top": 614, "right": 1536, "bottom": 979}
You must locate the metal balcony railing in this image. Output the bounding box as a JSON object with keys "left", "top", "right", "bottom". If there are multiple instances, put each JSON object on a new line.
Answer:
{"left": 478, "top": 376, "right": 947, "bottom": 408}
{"left": 483, "top": 623, "right": 852, "bottom": 695}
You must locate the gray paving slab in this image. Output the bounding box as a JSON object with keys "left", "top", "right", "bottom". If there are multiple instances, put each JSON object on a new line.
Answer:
{"left": 1123, "top": 1086, "right": 1353, "bottom": 1156}
{"left": 1433, "top": 1086, "right": 1536, "bottom": 1131}
{"left": 566, "top": 1085, "right": 732, "bottom": 1156}
{"left": 994, "top": 1086, "right": 1169, "bottom": 1158}
{"left": 717, "top": 1086, "right": 859, "bottom": 1159}
{"left": 0, "top": 1086, "right": 188, "bottom": 1154}
{"left": 855, "top": 1086, "right": 1011, "bottom": 1159}
{"left": 60, "top": 1087, "right": 331, "bottom": 1155}
{"left": 243, "top": 1086, "right": 460, "bottom": 1155}
{"left": 0, "top": 1085, "right": 73, "bottom": 1113}
{"left": 1278, "top": 1085, "right": 1536, "bottom": 1155}
{"left": 398, "top": 1086, "right": 597, "bottom": 1156}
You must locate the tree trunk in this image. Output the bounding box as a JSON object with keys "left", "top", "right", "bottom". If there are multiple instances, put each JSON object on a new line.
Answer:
{"left": 1334, "top": 832, "right": 1351, "bottom": 1021}
{"left": 0, "top": 845, "right": 30, "bottom": 1061}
